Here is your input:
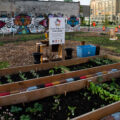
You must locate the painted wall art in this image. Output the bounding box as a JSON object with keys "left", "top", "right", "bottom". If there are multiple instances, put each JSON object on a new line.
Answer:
{"left": 0, "top": 15, "right": 80, "bottom": 34}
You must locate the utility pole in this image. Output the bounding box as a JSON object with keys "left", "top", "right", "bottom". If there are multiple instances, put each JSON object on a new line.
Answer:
{"left": 88, "top": 6, "right": 90, "bottom": 31}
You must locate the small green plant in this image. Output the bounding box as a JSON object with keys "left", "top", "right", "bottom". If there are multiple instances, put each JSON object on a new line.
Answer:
{"left": 19, "top": 72, "right": 27, "bottom": 80}
{"left": 0, "top": 61, "right": 9, "bottom": 69}
{"left": 59, "top": 66, "right": 70, "bottom": 73}
{"left": 83, "top": 92, "right": 88, "bottom": 97}
{"left": 20, "top": 115, "right": 31, "bottom": 120}
{"left": 97, "top": 76, "right": 103, "bottom": 82}
{"left": 26, "top": 102, "right": 42, "bottom": 114}
{"left": 49, "top": 69, "right": 54, "bottom": 75}
{"left": 5, "top": 75, "right": 13, "bottom": 83}
{"left": 30, "top": 70, "right": 39, "bottom": 78}
{"left": 87, "top": 96, "right": 91, "bottom": 100}
{"left": 10, "top": 106, "right": 22, "bottom": 113}
{"left": 52, "top": 95, "right": 61, "bottom": 110}
{"left": 88, "top": 82, "right": 120, "bottom": 102}
{"left": 68, "top": 106, "right": 76, "bottom": 116}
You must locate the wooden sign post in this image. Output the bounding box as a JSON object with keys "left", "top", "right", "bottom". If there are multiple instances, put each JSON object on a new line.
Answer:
{"left": 49, "top": 17, "right": 65, "bottom": 59}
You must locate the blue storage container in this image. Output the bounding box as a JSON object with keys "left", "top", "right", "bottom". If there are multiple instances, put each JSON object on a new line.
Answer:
{"left": 77, "top": 45, "right": 96, "bottom": 57}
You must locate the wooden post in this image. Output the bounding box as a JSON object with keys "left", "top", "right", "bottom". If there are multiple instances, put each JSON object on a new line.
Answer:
{"left": 40, "top": 45, "right": 43, "bottom": 63}
{"left": 58, "top": 44, "right": 62, "bottom": 58}
{"left": 40, "top": 44, "right": 46, "bottom": 63}
{"left": 36, "top": 43, "right": 40, "bottom": 53}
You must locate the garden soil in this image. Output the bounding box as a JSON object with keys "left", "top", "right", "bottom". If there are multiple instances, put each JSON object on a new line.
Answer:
{"left": 0, "top": 39, "right": 119, "bottom": 68}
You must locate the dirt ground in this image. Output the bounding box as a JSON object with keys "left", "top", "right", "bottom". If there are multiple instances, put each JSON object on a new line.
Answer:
{"left": 0, "top": 38, "right": 119, "bottom": 68}
{"left": 0, "top": 40, "right": 80, "bottom": 68}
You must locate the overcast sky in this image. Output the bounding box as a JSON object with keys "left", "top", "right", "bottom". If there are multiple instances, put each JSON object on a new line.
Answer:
{"left": 74, "top": 0, "right": 90, "bottom": 5}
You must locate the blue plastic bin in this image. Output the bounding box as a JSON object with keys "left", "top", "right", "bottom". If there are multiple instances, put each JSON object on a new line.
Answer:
{"left": 77, "top": 45, "right": 96, "bottom": 57}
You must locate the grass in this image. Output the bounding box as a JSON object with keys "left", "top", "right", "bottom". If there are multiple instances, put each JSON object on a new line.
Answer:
{"left": 66, "top": 33, "right": 120, "bottom": 53}
{"left": 0, "top": 42, "right": 4, "bottom": 46}
{"left": 0, "top": 33, "right": 45, "bottom": 45}
{"left": 0, "top": 62, "right": 10, "bottom": 69}
{"left": 1, "top": 32, "right": 120, "bottom": 53}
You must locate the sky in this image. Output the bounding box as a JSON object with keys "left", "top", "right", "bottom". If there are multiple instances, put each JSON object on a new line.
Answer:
{"left": 75, "top": 0, "right": 90, "bottom": 5}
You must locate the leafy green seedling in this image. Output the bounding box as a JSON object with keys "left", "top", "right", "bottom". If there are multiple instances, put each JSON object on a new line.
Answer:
{"left": 20, "top": 115, "right": 31, "bottom": 120}
{"left": 49, "top": 69, "right": 54, "bottom": 75}
{"left": 87, "top": 96, "right": 91, "bottom": 100}
{"left": 19, "top": 72, "right": 27, "bottom": 80}
{"left": 52, "top": 95, "right": 61, "bottom": 110}
{"left": 10, "top": 106, "right": 22, "bottom": 113}
{"left": 26, "top": 102, "right": 42, "bottom": 114}
{"left": 30, "top": 70, "right": 39, "bottom": 78}
{"left": 5, "top": 75, "right": 13, "bottom": 83}
{"left": 68, "top": 106, "right": 76, "bottom": 116}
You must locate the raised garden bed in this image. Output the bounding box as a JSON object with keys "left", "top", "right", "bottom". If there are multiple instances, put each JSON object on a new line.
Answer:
{"left": 0, "top": 55, "right": 120, "bottom": 97}
{"left": 0, "top": 55, "right": 117, "bottom": 85}
{"left": 0, "top": 70, "right": 120, "bottom": 120}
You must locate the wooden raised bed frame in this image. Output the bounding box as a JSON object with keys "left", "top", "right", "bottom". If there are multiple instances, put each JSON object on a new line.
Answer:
{"left": 1, "top": 70, "right": 120, "bottom": 120}
{"left": 0, "top": 54, "right": 118, "bottom": 76}
{"left": 0, "top": 54, "right": 120, "bottom": 119}
{"left": 0, "top": 58, "right": 120, "bottom": 93}
{"left": 0, "top": 54, "right": 120, "bottom": 93}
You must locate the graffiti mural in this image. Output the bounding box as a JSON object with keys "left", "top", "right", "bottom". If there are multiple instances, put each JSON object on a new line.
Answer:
{"left": 0, "top": 18, "right": 17, "bottom": 34}
{"left": 14, "top": 14, "right": 31, "bottom": 34}
{"left": 66, "top": 16, "right": 80, "bottom": 32}
{"left": 0, "top": 15, "right": 80, "bottom": 34}
{"left": 0, "top": 21, "right": 6, "bottom": 28}
{"left": 67, "top": 16, "right": 79, "bottom": 27}
{"left": 39, "top": 18, "right": 48, "bottom": 28}
{"left": 28, "top": 17, "right": 47, "bottom": 33}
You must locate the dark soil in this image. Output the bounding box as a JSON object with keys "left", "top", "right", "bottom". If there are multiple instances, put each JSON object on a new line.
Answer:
{"left": 0, "top": 88, "right": 109, "bottom": 120}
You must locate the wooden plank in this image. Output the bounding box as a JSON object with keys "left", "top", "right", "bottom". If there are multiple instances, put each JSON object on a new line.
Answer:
{"left": 0, "top": 70, "right": 120, "bottom": 106}
{"left": 107, "top": 54, "right": 120, "bottom": 62}
{"left": 72, "top": 101, "right": 120, "bottom": 120}
{"left": 0, "top": 62, "right": 120, "bottom": 92}
{"left": 0, "top": 55, "right": 105, "bottom": 76}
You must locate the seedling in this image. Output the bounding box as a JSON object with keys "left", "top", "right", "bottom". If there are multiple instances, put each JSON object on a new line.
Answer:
{"left": 20, "top": 115, "right": 31, "bottom": 120}
{"left": 10, "top": 106, "right": 22, "bottom": 113}
{"left": 88, "top": 82, "right": 120, "bottom": 102}
{"left": 19, "top": 72, "right": 27, "bottom": 80}
{"left": 49, "top": 69, "right": 54, "bottom": 75}
{"left": 26, "top": 102, "right": 42, "bottom": 115}
{"left": 5, "top": 75, "right": 13, "bottom": 83}
{"left": 30, "top": 70, "right": 39, "bottom": 78}
{"left": 87, "top": 96, "right": 91, "bottom": 100}
{"left": 83, "top": 92, "right": 88, "bottom": 97}
{"left": 68, "top": 106, "right": 76, "bottom": 116}
{"left": 52, "top": 95, "right": 61, "bottom": 110}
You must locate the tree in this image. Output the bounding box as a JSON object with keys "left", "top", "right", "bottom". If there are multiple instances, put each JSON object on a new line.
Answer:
{"left": 103, "top": 15, "right": 109, "bottom": 27}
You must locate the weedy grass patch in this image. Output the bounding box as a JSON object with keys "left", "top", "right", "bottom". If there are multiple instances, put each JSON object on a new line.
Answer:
{"left": 0, "top": 62, "right": 9, "bottom": 69}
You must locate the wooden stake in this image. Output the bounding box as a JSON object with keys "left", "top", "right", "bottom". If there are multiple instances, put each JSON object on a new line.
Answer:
{"left": 58, "top": 44, "right": 62, "bottom": 58}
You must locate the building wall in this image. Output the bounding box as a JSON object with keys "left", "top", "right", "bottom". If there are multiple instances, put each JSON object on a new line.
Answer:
{"left": 0, "top": 0, "right": 80, "bottom": 17}
{"left": 0, "top": 0, "right": 16, "bottom": 17}
{"left": 15, "top": 1, "right": 80, "bottom": 17}
{"left": 0, "top": 0, "right": 80, "bottom": 34}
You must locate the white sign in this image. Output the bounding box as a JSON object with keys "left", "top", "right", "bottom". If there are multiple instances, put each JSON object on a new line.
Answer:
{"left": 49, "top": 17, "right": 65, "bottom": 45}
